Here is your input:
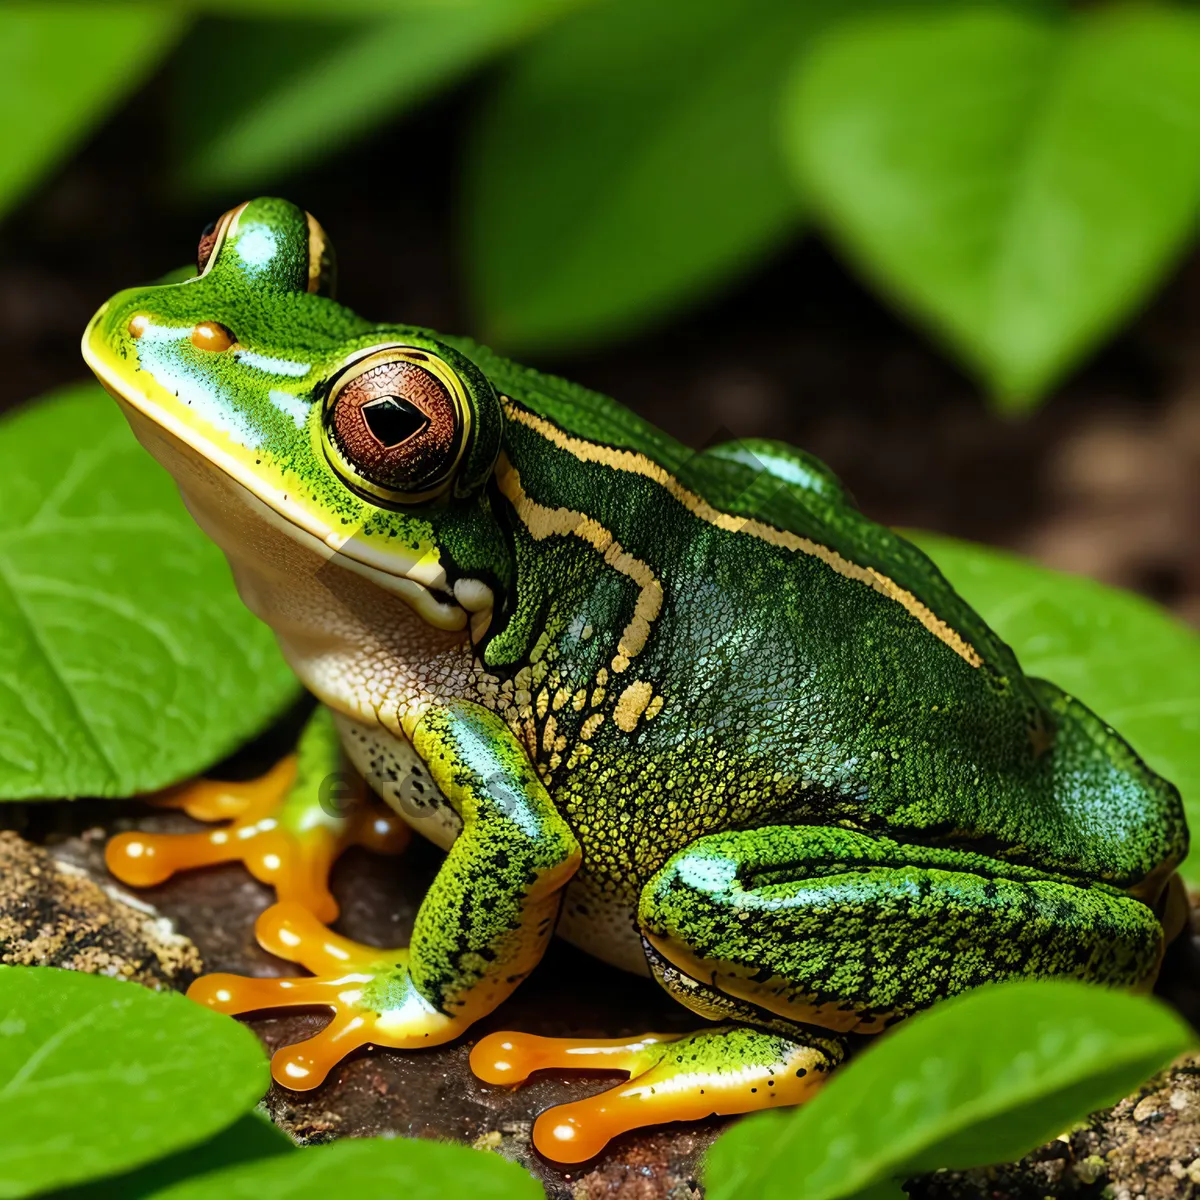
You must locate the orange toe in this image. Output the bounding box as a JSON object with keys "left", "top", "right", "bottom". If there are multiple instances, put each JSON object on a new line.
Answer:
{"left": 186, "top": 906, "right": 465, "bottom": 1094}
{"left": 268, "top": 1010, "right": 378, "bottom": 1090}
{"left": 470, "top": 1030, "right": 678, "bottom": 1085}
{"left": 153, "top": 757, "right": 296, "bottom": 821}
{"left": 106, "top": 757, "right": 409, "bottom": 923}
{"left": 187, "top": 967, "right": 383, "bottom": 1091}
{"left": 530, "top": 1053, "right": 822, "bottom": 1162}
{"left": 187, "top": 969, "right": 368, "bottom": 1018}
{"left": 254, "top": 902, "right": 385, "bottom": 974}
{"left": 105, "top": 829, "right": 203, "bottom": 888}
{"left": 473, "top": 1028, "right": 832, "bottom": 1163}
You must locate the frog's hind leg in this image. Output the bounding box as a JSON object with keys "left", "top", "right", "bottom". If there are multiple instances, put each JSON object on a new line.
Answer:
{"left": 470, "top": 1025, "right": 839, "bottom": 1162}
{"left": 475, "top": 822, "right": 1164, "bottom": 1161}
{"left": 105, "top": 706, "right": 409, "bottom": 922}
{"left": 638, "top": 824, "right": 1164, "bottom": 1036}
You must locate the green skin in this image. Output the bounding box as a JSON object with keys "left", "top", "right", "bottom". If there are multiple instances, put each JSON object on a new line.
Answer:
{"left": 82, "top": 198, "right": 1187, "bottom": 1104}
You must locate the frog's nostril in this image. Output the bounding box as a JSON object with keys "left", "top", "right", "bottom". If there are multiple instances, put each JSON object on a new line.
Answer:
{"left": 191, "top": 321, "right": 236, "bottom": 352}
{"left": 128, "top": 313, "right": 150, "bottom": 339}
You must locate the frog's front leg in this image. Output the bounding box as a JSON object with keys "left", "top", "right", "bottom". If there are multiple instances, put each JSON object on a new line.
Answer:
{"left": 477, "top": 824, "right": 1163, "bottom": 1161}
{"left": 190, "top": 701, "right": 582, "bottom": 1089}
{"left": 105, "top": 706, "right": 409, "bottom": 922}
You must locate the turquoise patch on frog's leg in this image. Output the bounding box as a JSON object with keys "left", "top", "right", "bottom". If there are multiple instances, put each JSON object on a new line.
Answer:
{"left": 106, "top": 705, "right": 409, "bottom": 922}
{"left": 640, "top": 825, "right": 1165, "bottom": 1036}
{"left": 406, "top": 700, "right": 583, "bottom": 1013}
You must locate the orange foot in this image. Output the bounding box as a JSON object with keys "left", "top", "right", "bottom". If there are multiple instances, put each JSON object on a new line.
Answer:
{"left": 470, "top": 1026, "right": 832, "bottom": 1162}
{"left": 106, "top": 753, "right": 409, "bottom": 923}
{"left": 188, "top": 902, "right": 466, "bottom": 1089}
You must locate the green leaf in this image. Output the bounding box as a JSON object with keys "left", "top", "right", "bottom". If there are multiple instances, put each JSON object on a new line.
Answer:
{"left": 786, "top": 3, "right": 1200, "bottom": 408}
{"left": 177, "top": 0, "right": 577, "bottom": 195}
{"left": 913, "top": 532, "right": 1200, "bottom": 885}
{"left": 465, "top": 0, "right": 826, "bottom": 353}
{"left": 188, "top": 0, "right": 502, "bottom": 12}
{"left": 60, "top": 1113, "right": 294, "bottom": 1200}
{"left": 0, "top": 966, "right": 269, "bottom": 1198}
{"left": 143, "top": 1136, "right": 543, "bottom": 1199}
{"left": 705, "top": 979, "right": 1193, "bottom": 1200}
{"left": 0, "top": 4, "right": 182, "bottom": 223}
{"left": 0, "top": 383, "right": 300, "bottom": 800}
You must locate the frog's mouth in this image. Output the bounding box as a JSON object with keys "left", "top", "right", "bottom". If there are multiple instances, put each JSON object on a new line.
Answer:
{"left": 81, "top": 309, "right": 469, "bottom": 634}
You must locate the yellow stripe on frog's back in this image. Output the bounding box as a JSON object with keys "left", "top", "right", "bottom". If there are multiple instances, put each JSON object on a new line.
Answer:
{"left": 494, "top": 452, "right": 663, "bottom": 675}
{"left": 503, "top": 400, "right": 983, "bottom": 670}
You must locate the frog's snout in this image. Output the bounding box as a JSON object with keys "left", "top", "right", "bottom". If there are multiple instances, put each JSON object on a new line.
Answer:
{"left": 80, "top": 300, "right": 117, "bottom": 379}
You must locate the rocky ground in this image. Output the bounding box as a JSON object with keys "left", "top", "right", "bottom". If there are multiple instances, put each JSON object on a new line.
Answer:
{"left": 4, "top": 804, "right": 1200, "bottom": 1199}
{"left": 1, "top": 74, "right": 1199, "bottom": 1200}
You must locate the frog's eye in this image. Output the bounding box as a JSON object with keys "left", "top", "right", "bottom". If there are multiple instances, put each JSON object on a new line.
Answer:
{"left": 196, "top": 220, "right": 220, "bottom": 273}
{"left": 321, "top": 346, "right": 470, "bottom": 505}
{"left": 196, "top": 205, "right": 242, "bottom": 275}
{"left": 304, "top": 211, "right": 337, "bottom": 299}
{"left": 195, "top": 201, "right": 336, "bottom": 296}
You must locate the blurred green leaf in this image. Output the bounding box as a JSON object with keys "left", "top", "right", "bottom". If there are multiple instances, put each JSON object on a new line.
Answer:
{"left": 0, "top": 967, "right": 269, "bottom": 1198}
{"left": 914, "top": 532, "right": 1200, "bottom": 884}
{"left": 0, "top": 383, "right": 300, "bottom": 801}
{"left": 705, "top": 979, "right": 1193, "bottom": 1200}
{"left": 188, "top": 0, "right": 506, "bottom": 12}
{"left": 786, "top": 3, "right": 1200, "bottom": 409}
{"left": 143, "top": 1136, "right": 542, "bottom": 1199}
{"left": 465, "top": 0, "right": 834, "bottom": 353}
{"left": 177, "top": 0, "right": 579, "bottom": 195}
{"left": 0, "top": 3, "right": 182, "bottom": 223}
{"left": 60, "top": 1113, "right": 294, "bottom": 1200}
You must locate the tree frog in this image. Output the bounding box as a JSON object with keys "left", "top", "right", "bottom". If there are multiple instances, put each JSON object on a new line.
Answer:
{"left": 82, "top": 198, "right": 1188, "bottom": 1163}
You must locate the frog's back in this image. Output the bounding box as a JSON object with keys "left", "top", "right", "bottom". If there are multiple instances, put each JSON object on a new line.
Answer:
{"left": 446, "top": 335, "right": 1186, "bottom": 904}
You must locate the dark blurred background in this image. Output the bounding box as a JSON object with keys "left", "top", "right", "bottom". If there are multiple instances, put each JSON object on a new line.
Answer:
{"left": 1, "top": 0, "right": 1197, "bottom": 625}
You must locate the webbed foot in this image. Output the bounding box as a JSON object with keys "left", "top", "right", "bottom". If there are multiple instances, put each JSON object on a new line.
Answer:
{"left": 105, "top": 708, "right": 409, "bottom": 922}
{"left": 470, "top": 1026, "right": 834, "bottom": 1162}
{"left": 188, "top": 902, "right": 468, "bottom": 1089}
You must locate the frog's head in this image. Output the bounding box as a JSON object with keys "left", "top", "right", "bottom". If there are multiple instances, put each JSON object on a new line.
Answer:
{"left": 82, "top": 198, "right": 508, "bottom": 679}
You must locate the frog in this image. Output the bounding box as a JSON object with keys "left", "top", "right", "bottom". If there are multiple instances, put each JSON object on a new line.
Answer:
{"left": 81, "top": 197, "right": 1189, "bottom": 1163}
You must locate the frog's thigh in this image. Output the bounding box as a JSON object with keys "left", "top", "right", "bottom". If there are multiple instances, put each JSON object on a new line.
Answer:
{"left": 191, "top": 701, "right": 582, "bottom": 1089}
{"left": 640, "top": 824, "right": 1164, "bottom": 1034}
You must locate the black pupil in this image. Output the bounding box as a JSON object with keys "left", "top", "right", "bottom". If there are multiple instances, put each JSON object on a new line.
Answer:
{"left": 361, "top": 395, "right": 429, "bottom": 447}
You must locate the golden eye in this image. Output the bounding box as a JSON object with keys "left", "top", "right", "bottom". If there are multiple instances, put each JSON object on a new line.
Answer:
{"left": 321, "top": 347, "right": 470, "bottom": 505}
{"left": 191, "top": 321, "right": 235, "bottom": 352}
